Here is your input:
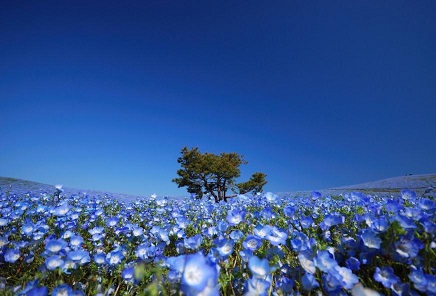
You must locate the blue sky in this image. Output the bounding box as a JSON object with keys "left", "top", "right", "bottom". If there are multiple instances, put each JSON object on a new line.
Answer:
{"left": 1, "top": 1, "right": 435, "bottom": 197}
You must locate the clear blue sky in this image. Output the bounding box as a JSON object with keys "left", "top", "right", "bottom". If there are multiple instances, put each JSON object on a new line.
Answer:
{"left": 1, "top": 1, "right": 435, "bottom": 197}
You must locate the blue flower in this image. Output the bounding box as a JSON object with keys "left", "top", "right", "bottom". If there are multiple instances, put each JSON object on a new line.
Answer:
{"left": 320, "top": 213, "right": 344, "bottom": 230}
{"left": 360, "top": 229, "right": 382, "bottom": 249}
{"left": 290, "top": 231, "right": 310, "bottom": 252}
{"left": 181, "top": 253, "right": 217, "bottom": 296}
{"left": 67, "top": 249, "right": 90, "bottom": 265}
{"left": 265, "top": 192, "right": 278, "bottom": 202}
{"left": 230, "top": 230, "right": 244, "bottom": 240}
{"left": 217, "top": 220, "right": 228, "bottom": 232}
{"left": 275, "top": 276, "right": 294, "bottom": 294}
{"left": 0, "top": 218, "right": 9, "bottom": 226}
{"left": 52, "top": 202, "right": 70, "bottom": 216}
{"left": 45, "top": 255, "right": 64, "bottom": 270}
{"left": 314, "top": 250, "right": 338, "bottom": 272}
{"left": 26, "top": 286, "right": 48, "bottom": 296}
{"left": 426, "top": 274, "right": 436, "bottom": 294}
{"left": 167, "top": 254, "right": 186, "bottom": 273}
{"left": 184, "top": 234, "right": 203, "bottom": 250}
{"left": 331, "top": 265, "right": 359, "bottom": 290}
{"left": 298, "top": 251, "right": 316, "bottom": 274}
{"left": 401, "top": 189, "right": 416, "bottom": 200}
{"left": 94, "top": 252, "right": 106, "bottom": 265}
{"left": 391, "top": 281, "right": 410, "bottom": 296}
{"left": 45, "top": 238, "right": 68, "bottom": 254}
{"left": 374, "top": 266, "right": 399, "bottom": 289}
{"left": 226, "top": 208, "right": 246, "bottom": 226}
{"left": 386, "top": 199, "right": 402, "bottom": 213}
{"left": 395, "top": 236, "right": 423, "bottom": 258}
{"left": 301, "top": 272, "right": 319, "bottom": 291}
{"left": 136, "top": 243, "right": 148, "bottom": 260}
{"left": 0, "top": 235, "right": 8, "bottom": 248}
{"left": 265, "top": 226, "right": 287, "bottom": 246}
{"left": 106, "top": 216, "right": 119, "bottom": 227}
{"left": 248, "top": 256, "right": 270, "bottom": 279}
{"left": 260, "top": 207, "right": 275, "bottom": 220}
{"left": 243, "top": 235, "right": 262, "bottom": 252}
{"left": 239, "top": 249, "right": 253, "bottom": 263}
{"left": 312, "top": 191, "right": 321, "bottom": 200}
{"left": 69, "top": 235, "right": 84, "bottom": 249}
{"left": 21, "top": 223, "right": 35, "bottom": 236}
{"left": 4, "top": 248, "right": 20, "bottom": 263}
{"left": 418, "top": 198, "right": 436, "bottom": 212}
{"left": 369, "top": 215, "right": 388, "bottom": 232}
{"left": 351, "top": 283, "right": 381, "bottom": 296}
{"left": 345, "top": 257, "right": 360, "bottom": 271}
{"left": 106, "top": 249, "right": 125, "bottom": 266}
{"left": 409, "top": 267, "right": 427, "bottom": 292}
{"left": 283, "top": 206, "right": 295, "bottom": 217}
{"left": 17, "top": 280, "right": 48, "bottom": 296}
{"left": 51, "top": 284, "right": 73, "bottom": 296}
{"left": 253, "top": 225, "right": 271, "bottom": 238}
{"left": 122, "top": 267, "right": 135, "bottom": 284}
{"left": 300, "top": 216, "right": 314, "bottom": 229}
{"left": 132, "top": 226, "right": 144, "bottom": 237}
{"left": 243, "top": 278, "right": 270, "bottom": 296}
{"left": 395, "top": 214, "right": 417, "bottom": 229}
{"left": 215, "top": 238, "right": 234, "bottom": 258}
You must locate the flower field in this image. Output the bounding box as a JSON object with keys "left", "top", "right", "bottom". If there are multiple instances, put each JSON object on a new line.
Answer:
{"left": 0, "top": 189, "right": 435, "bottom": 295}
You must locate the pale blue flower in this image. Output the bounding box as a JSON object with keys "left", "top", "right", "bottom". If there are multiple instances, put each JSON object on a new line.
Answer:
{"left": 314, "top": 250, "right": 338, "bottom": 272}
{"left": 67, "top": 249, "right": 90, "bottom": 265}
{"left": 4, "top": 248, "right": 20, "bottom": 263}
{"left": 181, "top": 253, "right": 217, "bottom": 296}
{"left": 298, "top": 251, "right": 316, "bottom": 274}
{"left": 45, "top": 238, "right": 68, "bottom": 254}
{"left": 248, "top": 256, "right": 270, "bottom": 279}
{"left": 243, "top": 278, "right": 270, "bottom": 296}
{"left": 360, "top": 229, "right": 382, "bottom": 249}
{"left": 52, "top": 284, "right": 72, "bottom": 296}
{"left": 243, "top": 235, "right": 262, "bottom": 252}
{"left": 106, "top": 249, "right": 125, "bottom": 266}
{"left": 69, "top": 235, "right": 84, "bottom": 249}
{"left": 226, "top": 208, "right": 246, "bottom": 226}
{"left": 374, "top": 266, "right": 399, "bottom": 289}
{"left": 302, "top": 272, "right": 319, "bottom": 291}
{"left": 122, "top": 267, "right": 135, "bottom": 284}
{"left": 215, "top": 239, "right": 234, "bottom": 257}
{"left": 184, "top": 234, "right": 202, "bottom": 250}
{"left": 332, "top": 265, "right": 359, "bottom": 289}
{"left": 45, "top": 255, "right": 64, "bottom": 270}
{"left": 94, "top": 252, "right": 106, "bottom": 265}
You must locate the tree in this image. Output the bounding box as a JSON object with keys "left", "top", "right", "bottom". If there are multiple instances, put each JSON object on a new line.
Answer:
{"left": 236, "top": 172, "right": 268, "bottom": 195}
{"left": 172, "top": 147, "right": 267, "bottom": 203}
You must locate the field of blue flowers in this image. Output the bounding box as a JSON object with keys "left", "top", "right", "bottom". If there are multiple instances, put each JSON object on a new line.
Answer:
{"left": 0, "top": 188, "right": 435, "bottom": 295}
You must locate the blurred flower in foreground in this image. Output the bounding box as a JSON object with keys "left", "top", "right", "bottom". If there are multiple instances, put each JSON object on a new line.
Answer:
{"left": 351, "top": 283, "right": 381, "bottom": 296}
{"left": 244, "top": 278, "right": 270, "bottom": 296}
{"left": 180, "top": 253, "right": 218, "bottom": 296}
{"left": 248, "top": 256, "right": 270, "bottom": 279}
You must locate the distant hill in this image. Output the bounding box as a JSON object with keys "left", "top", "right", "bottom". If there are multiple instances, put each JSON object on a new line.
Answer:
{"left": 1, "top": 174, "right": 435, "bottom": 200}
{"left": 333, "top": 174, "right": 436, "bottom": 190}
{"left": 277, "top": 174, "right": 436, "bottom": 197}
{"left": 0, "top": 176, "right": 142, "bottom": 202}
{"left": 318, "top": 174, "right": 436, "bottom": 197}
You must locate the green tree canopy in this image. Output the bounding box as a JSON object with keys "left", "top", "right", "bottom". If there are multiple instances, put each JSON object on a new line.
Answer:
{"left": 172, "top": 147, "right": 267, "bottom": 202}
{"left": 236, "top": 172, "right": 268, "bottom": 195}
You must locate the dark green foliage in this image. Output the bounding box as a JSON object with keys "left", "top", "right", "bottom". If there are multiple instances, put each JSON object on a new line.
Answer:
{"left": 172, "top": 147, "right": 267, "bottom": 202}
{"left": 236, "top": 172, "right": 267, "bottom": 195}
